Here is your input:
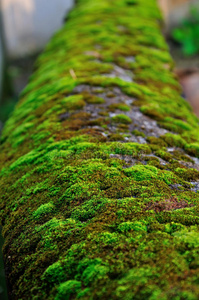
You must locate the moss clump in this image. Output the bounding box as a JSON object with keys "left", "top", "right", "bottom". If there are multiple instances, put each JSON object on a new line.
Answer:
{"left": 185, "top": 143, "right": 199, "bottom": 157}
{"left": 108, "top": 103, "right": 131, "bottom": 112}
{"left": 33, "top": 202, "right": 55, "bottom": 219}
{"left": 55, "top": 280, "right": 82, "bottom": 300}
{"left": 118, "top": 221, "right": 148, "bottom": 232}
{"left": 61, "top": 95, "right": 86, "bottom": 111}
{"left": 109, "top": 133, "right": 125, "bottom": 141}
{"left": 82, "top": 92, "right": 105, "bottom": 104}
{"left": 132, "top": 129, "right": 146, "bottom": 137}
{"left": 111, "top": 114, "right": 132, "bottom": 124}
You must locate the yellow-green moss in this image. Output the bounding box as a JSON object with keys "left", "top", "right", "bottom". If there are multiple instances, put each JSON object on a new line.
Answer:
{"left": 61, "top": 95, "right": 86, "bottom": 111}
{"left": 111, "top": 114, "right": 132, "bottom": 124}
{"left": 1, "top": 0, "right": 199, "bottom": 299}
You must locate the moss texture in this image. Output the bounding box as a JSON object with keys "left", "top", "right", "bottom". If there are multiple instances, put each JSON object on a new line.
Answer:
{"left": 1, "top": 0, "right": 199, "bottom": 299}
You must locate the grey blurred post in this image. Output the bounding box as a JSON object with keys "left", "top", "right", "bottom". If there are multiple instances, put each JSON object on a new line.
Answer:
{"left": 0, "top": 2, "right": 12, "bottom": 106}
{"left": 0, "top": 2, "right": 5, "bottom": 104}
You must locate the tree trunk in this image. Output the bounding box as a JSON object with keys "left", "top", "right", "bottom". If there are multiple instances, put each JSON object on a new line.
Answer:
{"left": 1, "top": 0, "right": 199, "bottom": 299}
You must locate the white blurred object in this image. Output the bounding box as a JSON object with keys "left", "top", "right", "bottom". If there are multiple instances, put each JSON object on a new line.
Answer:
{"left": 1, "top": 0, "right": 74, "bottom": 59}
{"left": 0, "top": 17, "right": 5, "bottom": 101}
{"left": 159, "top": 0, "right": 199, "bottom": 31}
{"left": 0, "top": 36, "right": 3, "bottom": 98}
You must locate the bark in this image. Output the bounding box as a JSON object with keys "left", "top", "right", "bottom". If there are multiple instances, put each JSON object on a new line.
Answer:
{"left": 1, "top": 0, "right": 199, "bottom": 299}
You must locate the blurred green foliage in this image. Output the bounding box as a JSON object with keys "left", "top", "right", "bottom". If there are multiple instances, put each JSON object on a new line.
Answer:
{"left": 0, "top": 99, "right": 16, "bottom": 123}
{"left": 172, "top": 7, "right": 199, "bottom": 56}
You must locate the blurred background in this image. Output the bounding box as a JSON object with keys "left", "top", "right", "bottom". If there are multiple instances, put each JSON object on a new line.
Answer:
{"left": 0, "top": 0, "right": 199, "bottom": 299}
{"left": 0, "top": 0, "right": 74, "bottom": 131}
{"left": 160, "top": 0, "right": 199, "bottom": 117}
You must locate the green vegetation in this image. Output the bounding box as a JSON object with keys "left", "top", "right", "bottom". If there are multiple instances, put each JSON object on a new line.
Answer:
{"left": 111, "top": 114, "right": 132, "bottom": 124}
{"left": 0, "top": 0, "right": 199, "bottom": 299}
{"left": 172, "top": 7, "right": 199, "bottom": 56}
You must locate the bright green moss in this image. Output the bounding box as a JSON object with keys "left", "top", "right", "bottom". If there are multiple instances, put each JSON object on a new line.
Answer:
{"left": 173, "top": 229, "right": 199, "bottom": 248}
{"left": 68, "top": 142, "right": 97, "bottom": 154}
{"left": 124, "top": 164, "right": 178, "bottom": 185}
{"left": 118, "top": 221, "right": 148, "bottom": 233}
{"left": 42, "top": 261, "right": 65, "bottom": 284}
{"left": 79, "top": 258, "right": 109, "bottom": 286}
{"left": 109, "top": 142, "right": 151, "bottom": 156}
{"left": 33, "top": 202, "right": 55, "bottom": 219}
{"left": 55, "top": 280, "right": 82, "bottom": 300}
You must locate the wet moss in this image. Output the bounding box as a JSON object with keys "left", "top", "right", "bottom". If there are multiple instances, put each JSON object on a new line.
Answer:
{"left": 1, "top": 0, "right": 199, "bottom": 299}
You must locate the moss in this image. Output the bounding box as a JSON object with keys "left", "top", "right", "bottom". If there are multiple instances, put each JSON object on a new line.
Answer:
{"left": 1, "top": 0, "right": 199, "bottom": 299}
{"left": 185, "top": 143, "right": 199, "bottom": 157}
{"left": 61, "top": 95, "right": 86, "bottom": 111}
{"left": 109, "top": 133, "right": 125, "bottom": 141}
{"left": 55, "top": 280, "right": 82, "bottom": 300}
{"left": 124, "top": 164, "right": 179, "bottom": 185}
{"left": 108, "top": 103, "right": 131, "bottom": 112}
{"left": 147, "top": 137, "right": 167, "bottom": 148}
{"left": 33, "top": 202, "right": 55, "bottom": 219}
{"left": 82, "top": 92, "right": 105, "bottom": 104}
{"left": 111, "top": 114, "right": 132, "bottom": 124}
{"left": 118, "top": 221, "right": 148, "bottom": 233}
{"left": 131, "top": 129, "right": 145, "bottom": 137}
{"left": 174, "top": 167, "right": 199, "bottom": 182}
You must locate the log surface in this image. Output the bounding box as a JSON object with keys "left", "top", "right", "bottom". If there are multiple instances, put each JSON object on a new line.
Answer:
{"left": 1, "top": 0, "right": 199, "bottom": 299}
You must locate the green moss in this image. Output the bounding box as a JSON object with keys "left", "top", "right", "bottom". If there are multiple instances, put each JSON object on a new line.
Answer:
{"left": 109, "top": 133, "right": 125, "bottom": 141}
{"left": 33, "top": 202, "right": 55, "bottom": 219}
{"left": 131, "top": 129, "right": 145, "bottom": 137}
{"left": 61, "top": 95, "right": 86, "bottom": 111}
{"left": 118, "top": 221, "right": 148, "bottom": 233}
{"left": 82, "top": 92, "right": 105, "bottom": 104}
{"left": 185, "top": 143, "right": 199, "bottom": 157}
{"left": 109, "top": 103, "right": 131, "bottom": 112}
{"left": 79, "top": 258, "right": 109, "bottom": 286}
{"left": 124, "top": 164, "right": 178, "bottom": 185}
{"left": 174, "top": 167, "right": 199, "bottom": 181}
{"left": 111, "top": 114, "right": 132, "bottom": 124}
{"left": 55, "top": 280, "right": 82, "bottom": 300}
{"left": 1, "top": 0, "right": 199, "bottom": 299}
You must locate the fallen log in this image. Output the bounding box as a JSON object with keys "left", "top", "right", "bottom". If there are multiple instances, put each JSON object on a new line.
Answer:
{"left": 1, "top": 0, "right": 199, "bottom": 299}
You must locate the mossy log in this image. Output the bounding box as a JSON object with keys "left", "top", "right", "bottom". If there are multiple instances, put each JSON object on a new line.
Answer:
{"left": 1, "top": 0, "right": 199, "bottom": 299}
